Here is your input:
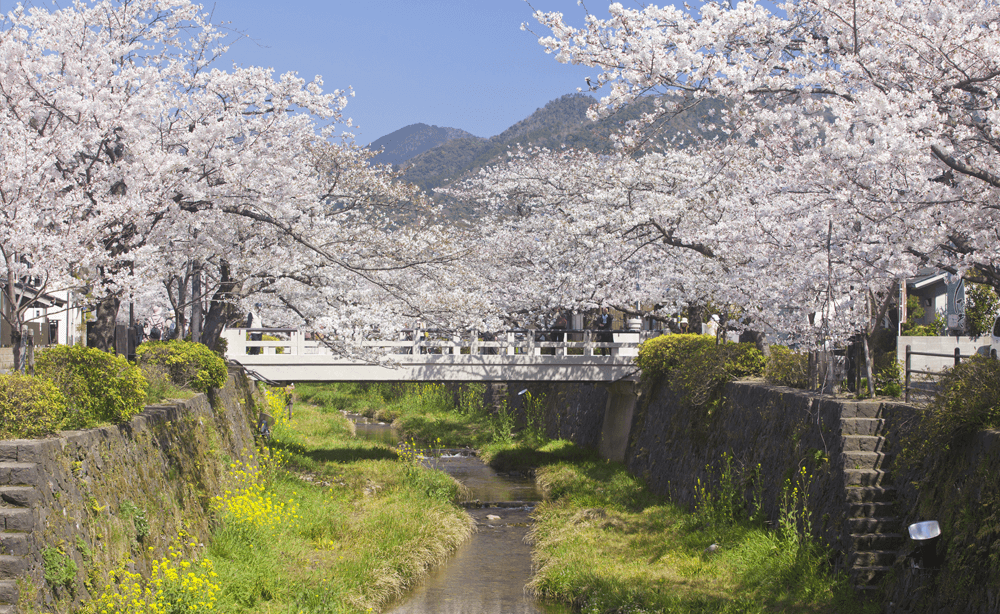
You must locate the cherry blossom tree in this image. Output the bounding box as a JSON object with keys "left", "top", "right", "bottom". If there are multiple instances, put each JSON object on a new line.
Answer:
{"left": 449, "top": 0, "right": 1000, "bottom": 391}
{"left": 1, "top": 0, "right": 483, "bottom": 357}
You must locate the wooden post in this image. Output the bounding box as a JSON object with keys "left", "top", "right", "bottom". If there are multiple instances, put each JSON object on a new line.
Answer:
{"left": 905, "top": 345, "right": 912, "bottom": 404}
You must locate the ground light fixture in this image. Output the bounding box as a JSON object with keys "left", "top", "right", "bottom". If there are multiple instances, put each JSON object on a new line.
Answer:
{"left": 908, "top": 520, "right": 943, "bottom": 571}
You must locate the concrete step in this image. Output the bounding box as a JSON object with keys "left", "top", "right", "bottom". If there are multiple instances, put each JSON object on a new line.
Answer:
{"left": 846, "top": 517, "right": 901, "bottom": 533}
{"left": 851, "top": 565, "right": 893, "bottom": 585}
{"left": 0, "top": 579, "right": 17, "bottom": 606}
{"left": 0, "top": 556, "right": 24, "bottom": 581}
{"left": 841, "top": 418, "right": 886, "bottom": 436}
{"left": 851, "top": 550, "right": 898, "bottom": 567}
{"left": 843, "top": 451, "right": 893, "bottom": 471}
{"left": 851, "top": 532, "right": 905, "bottom": 550}
{"left": 842, "top": 435, "right": 887, "bottom": 453}
{"left": 841, "top": 402, "right": 884, "bottom": 419}
{"left": 0, "top": 508, "right": 34, "bottom": 532}
{"left": 845, "top": 486, "right": 897, "bottom": 503}
{"left": 0, "top": 462, "right": 39, "bottom": 486}
{"left": 0, "top": 486, "right": 37, "bottom": 508}
{"left": 848, "top": 501, "right": 897, "bottom": 518}
{"left": 844, "top": 469, "right": 891, "bottom": 487}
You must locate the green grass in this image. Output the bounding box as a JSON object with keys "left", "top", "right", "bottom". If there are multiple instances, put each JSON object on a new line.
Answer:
{"left": 79, "top": 387, "right": 474, "bottom": 614}
{"left": 203, "top": 395, "right": 473, "bottom": 613}
{"left": 528, "top": 460, "right": 879, "bottom": 614}
{"left": 295, "top": 382, "right": 492, "bottom": 448}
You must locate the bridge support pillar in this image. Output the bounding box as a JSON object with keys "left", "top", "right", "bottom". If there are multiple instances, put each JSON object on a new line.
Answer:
{"left": 598, "top": 380, "right": 640, "bottom": 463}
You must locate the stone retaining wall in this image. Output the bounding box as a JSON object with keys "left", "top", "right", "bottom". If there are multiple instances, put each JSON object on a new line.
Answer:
{"left": 0, "top": 369, "right": 261, "bottom": 613}
{"left": 499, "top": 377, "right": 999, "bottom": 613}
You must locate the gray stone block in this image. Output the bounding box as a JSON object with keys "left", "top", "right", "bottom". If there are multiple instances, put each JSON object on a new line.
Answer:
{"left": 0, "top": 463, "right": 39, "bottom": 486}
{"left": 0, "top": 509, "right": 33, "bottom": 532}
{"left": 0, "top": 556, "right": 24, "bottom": 580}
{"left": 0, "top": 579, "right": 18, "bottom": 606}
{"left": 0, "top": 532, "right": 31, "bottom": 556}
{"left": 0, "top": 486, "right": 38, "bottom": 508}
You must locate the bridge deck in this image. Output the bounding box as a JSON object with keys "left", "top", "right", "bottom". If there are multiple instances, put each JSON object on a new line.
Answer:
{"left": 223, "top": 328, "right": 649, "bottom": 382}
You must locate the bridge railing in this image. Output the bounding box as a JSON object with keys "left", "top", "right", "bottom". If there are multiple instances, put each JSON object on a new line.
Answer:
{"left": 222, "top": 328, "right": 660, "bottom": 359}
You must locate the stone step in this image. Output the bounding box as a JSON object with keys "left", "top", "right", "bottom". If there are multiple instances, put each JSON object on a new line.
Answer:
{"left": 841, "top": 418, "right": 886, "bottom": 436}
{"left": 844, "top": 469, "right": 891, "bottom": 487}
{"left": 0, "top": 462, "right": 39, "bottom": 486}
{"left": 850, "top": 550, "right": 898, "bottom": 567}
{"left": 0, "top": 556, "right": 25, "bottom": 581}
{"left": 0, "top": 508, "right": 34, "bottom": 532}
{"left": 846, "top": 517, "right": 901, "bottom": 533}
{"left": 843, "top": 451, "right": 893, "bottom": 471}
{"left": 851, "top": 532, "right": 905, "bottom": 550}
{"left": 842, "top": 435, "right": 887, "bottom": 453}
{"left": 848, "top": 501, "right": 897, "bottom": 518}
{"left": 0, "top": 533, "right": 30, "bottom": 557}
{"left": 851, "top": 565, "right": 893, "bottom": 586}
{"left": 0, "top": 579, "right": 17, "bottom": 606}
{"left": 841, "top": 402, "right": 884, "bottom": 419}
{"left": 0, "top": 486, "right": 38, "bottom": 508}
{"left": 845, "top": 486, "right": 897, "bottom": 503}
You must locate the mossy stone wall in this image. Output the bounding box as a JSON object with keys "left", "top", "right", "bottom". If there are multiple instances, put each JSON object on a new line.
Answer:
{"left": 0, "top": 369, "right": 261, "bottom": 613}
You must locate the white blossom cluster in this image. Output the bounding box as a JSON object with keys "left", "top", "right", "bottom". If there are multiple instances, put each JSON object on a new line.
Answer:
{"left": 452, "top": 0, "right": 1000, "bottom": 345}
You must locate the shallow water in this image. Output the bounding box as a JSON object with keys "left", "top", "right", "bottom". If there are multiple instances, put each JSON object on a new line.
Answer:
{"left": 347, "top": 420, "right": 567, "bottom": 614}
{"left": 343, "top": 411, "right": 399, "bottom": 446}
{"left": 384, "top": 506, "right": 569, "bottom": 614}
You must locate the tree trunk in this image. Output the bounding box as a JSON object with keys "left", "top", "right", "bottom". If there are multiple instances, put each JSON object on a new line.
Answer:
{"left": 201, "top": 261, "right": 240, "bottom": 352}
{"left": 10, "top": 327, "right": 23, "bottom": 373}
{"left": 87, "top": 294, "right": 121, "bottom": 351}
{"left": 863, "top": 333, "right": 875, "bottom": 398}
{"left": 190, "top": 260, "right": 202, "bottom": 343}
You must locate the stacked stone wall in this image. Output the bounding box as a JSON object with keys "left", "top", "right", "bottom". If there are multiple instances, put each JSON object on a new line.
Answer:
{"left": 0, "top": 369, "right": 261, "bottom": 613}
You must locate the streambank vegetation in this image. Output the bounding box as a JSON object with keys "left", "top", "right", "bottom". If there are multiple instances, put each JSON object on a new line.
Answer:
{"left": 294, "top": 382, "right": 877, "bottom": 614}
{"left": 78, "top": 385, "right": 472, "bottom": 614}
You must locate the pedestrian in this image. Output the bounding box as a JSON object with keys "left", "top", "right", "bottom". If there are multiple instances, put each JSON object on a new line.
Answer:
{"left": 594, "top": 307, "right": 614, "bottom": 355}
{"left": 706, "top": 314, "right": 720, "bottom": 338}
{"left": 285, "top": 382, "right": 295, "bottom": 420}
{"left": 247, "top": 304, "right": 262, "bottom": 355}
{"left": 147, "top": 305, "right": 166, "bottom": 341}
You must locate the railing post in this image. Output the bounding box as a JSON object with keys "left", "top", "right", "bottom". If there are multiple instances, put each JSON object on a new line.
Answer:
{"left": 585, "top": 330, "right": 593, "bottom": 356}
{"left": 506, "top": 331, "right": 515, "bottom": 355}
{"left": 471, "top": 330, "right": 479, "bottom": 355}
{"left": 905, "top": 344, "right": 912, "bottom": 404}
{"left": 955, "top": 347, "right": 961, "bottom": 366}
{"left": 528, "top": 330, "right": 536, "bottom": 356}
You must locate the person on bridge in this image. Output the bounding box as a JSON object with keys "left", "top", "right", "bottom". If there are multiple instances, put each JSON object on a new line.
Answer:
{"left": 595, "top": 307, "right": 613, "bottom": 356}
{"left": 247, "top": 305, "right": 262, "bottom": 355}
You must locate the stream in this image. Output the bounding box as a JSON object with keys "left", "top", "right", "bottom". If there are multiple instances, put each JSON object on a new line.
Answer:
{"left": 345, "top": 413, "right": 571, "bottom": 614}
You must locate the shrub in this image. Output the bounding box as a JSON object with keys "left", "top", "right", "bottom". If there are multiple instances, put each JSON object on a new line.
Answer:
{"left": 36, "top": 345, "right": 148, "bottom": 428}
{"left": 136, "top": 339, "right": 228, "bottom": 392}
{"left": 764, "top": 345, "right": 809, "bottom": 388}
{"left": 901, "top": 354, "right": 1000, "bottom": 465}
{"left": 0, "top": 373, "right": 67, "bottom": 439}
{"left": 636, "top": 334, "right": 765, "bottom": 408}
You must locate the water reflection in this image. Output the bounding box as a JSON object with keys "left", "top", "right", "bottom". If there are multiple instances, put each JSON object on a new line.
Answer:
{"left": 343, "top": 412, "right": 398, "bottom": 447}
{"left": 385, "top": 507, "right": 569, "bottom": 614}
{"left": 347, "top": 411, "right": 568, "bottom": 614}
{"left": 431, "top": 455, "right": 541, "bottom": 504}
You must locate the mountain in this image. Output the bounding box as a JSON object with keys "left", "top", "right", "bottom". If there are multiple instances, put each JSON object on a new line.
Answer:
{"left": 385, "top": 93, "right": 726, "bottom": 195}
{"left": 367, "top": 123, "right": 482, "bottom": 167}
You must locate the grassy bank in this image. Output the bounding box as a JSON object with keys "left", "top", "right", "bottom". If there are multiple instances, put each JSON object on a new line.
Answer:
{"left": 527, "top": 458, "right": 877, "bottom": 614}
{"left": 295, "top": 382, "right": 497, "bottom": 448}
{"left": 79, "top": 385, "right": 473, "bottom": 614}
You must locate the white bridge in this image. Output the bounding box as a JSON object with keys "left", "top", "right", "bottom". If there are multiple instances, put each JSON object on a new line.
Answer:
{"left": 222, "top": 328, "right": 651, "bottom": 382}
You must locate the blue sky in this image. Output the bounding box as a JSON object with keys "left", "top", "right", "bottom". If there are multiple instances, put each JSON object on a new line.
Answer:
{"left": 207, "top": 0, "right": 637, "bottom": 144}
